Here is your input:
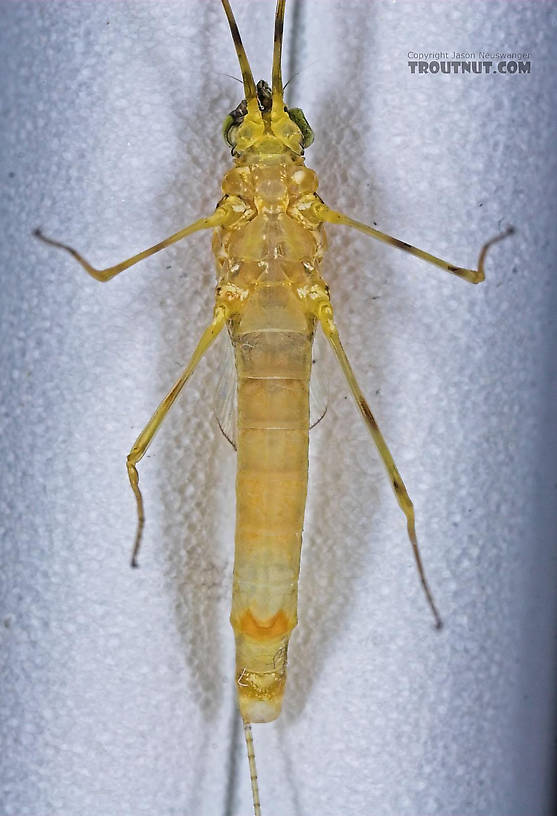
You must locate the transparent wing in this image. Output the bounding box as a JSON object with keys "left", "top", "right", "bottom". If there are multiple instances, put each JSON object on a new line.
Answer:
{"left": 309, "top": 328, "right": 329, "bottom": 429}
{"left": 214, "top": 333, "right": 238, "bottom": 450}
{"left": 214, "top": 330, "right": 329, "bottom": 449}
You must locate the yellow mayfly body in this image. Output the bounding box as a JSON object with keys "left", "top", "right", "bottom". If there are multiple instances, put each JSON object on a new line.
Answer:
{"left": 35, "top": 1, "right": 513, "bottom": 813}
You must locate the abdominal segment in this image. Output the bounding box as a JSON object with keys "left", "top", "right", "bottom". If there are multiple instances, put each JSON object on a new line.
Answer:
{"left": 231, "top": 325, "right": 312, "bottom": 722}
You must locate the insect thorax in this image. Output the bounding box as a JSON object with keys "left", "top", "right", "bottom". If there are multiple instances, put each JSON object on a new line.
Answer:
{"left": 213, "top": 160, "right": 328, "bottom": 301}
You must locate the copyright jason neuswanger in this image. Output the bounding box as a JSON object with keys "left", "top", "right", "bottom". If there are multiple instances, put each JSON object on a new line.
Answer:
{"left": 407, "top": 51, "right": 532, "bottom": 75}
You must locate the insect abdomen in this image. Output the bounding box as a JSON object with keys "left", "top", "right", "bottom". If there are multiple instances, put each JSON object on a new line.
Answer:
{"left": 231, "top": 315, "right": 313, "bottom": 723}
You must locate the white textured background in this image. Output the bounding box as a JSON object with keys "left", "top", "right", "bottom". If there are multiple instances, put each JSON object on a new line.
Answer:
{"left": 1, "top": 2, "right": 556, "bottom": 815}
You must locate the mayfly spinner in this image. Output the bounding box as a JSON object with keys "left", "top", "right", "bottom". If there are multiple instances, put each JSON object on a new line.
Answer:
{"left": 34, "top": 1, "right": 513, "bottom": 813}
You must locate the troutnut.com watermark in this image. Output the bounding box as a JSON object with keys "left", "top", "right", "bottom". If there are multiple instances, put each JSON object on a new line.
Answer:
{"left": 407, "top": 51, "right": 531, "bottom": 75}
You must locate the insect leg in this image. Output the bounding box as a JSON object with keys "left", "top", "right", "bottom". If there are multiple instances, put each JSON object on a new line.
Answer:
{"left": 33, "top": 205, "right": 235, "bottom": 282}
{"left": 127, "top": 306, "right": 227, "bottom": 567}
{"left": 313, "top": 202, "right": 514, "bottom": 284}
{"left": 313, "top": 295, "right": 442, "bottom": 629}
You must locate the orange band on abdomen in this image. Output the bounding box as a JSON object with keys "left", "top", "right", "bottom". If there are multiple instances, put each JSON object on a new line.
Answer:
{"left": 239, "top": 608, "right": 292, "bottom": 640}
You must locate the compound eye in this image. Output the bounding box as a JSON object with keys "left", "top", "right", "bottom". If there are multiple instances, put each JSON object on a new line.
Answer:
{"left": 223, "top": 99, "right": 248, "bottom": 148}
{"left": 287, "top": 107, "right": 314, "bottom": 148}
{"left": 222, "top": 114, "right": 237, "bottom": 147}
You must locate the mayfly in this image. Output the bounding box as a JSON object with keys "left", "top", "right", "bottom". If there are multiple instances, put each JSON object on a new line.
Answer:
{"left": 34, "top": 1, "right": 513, "bottom": 813}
